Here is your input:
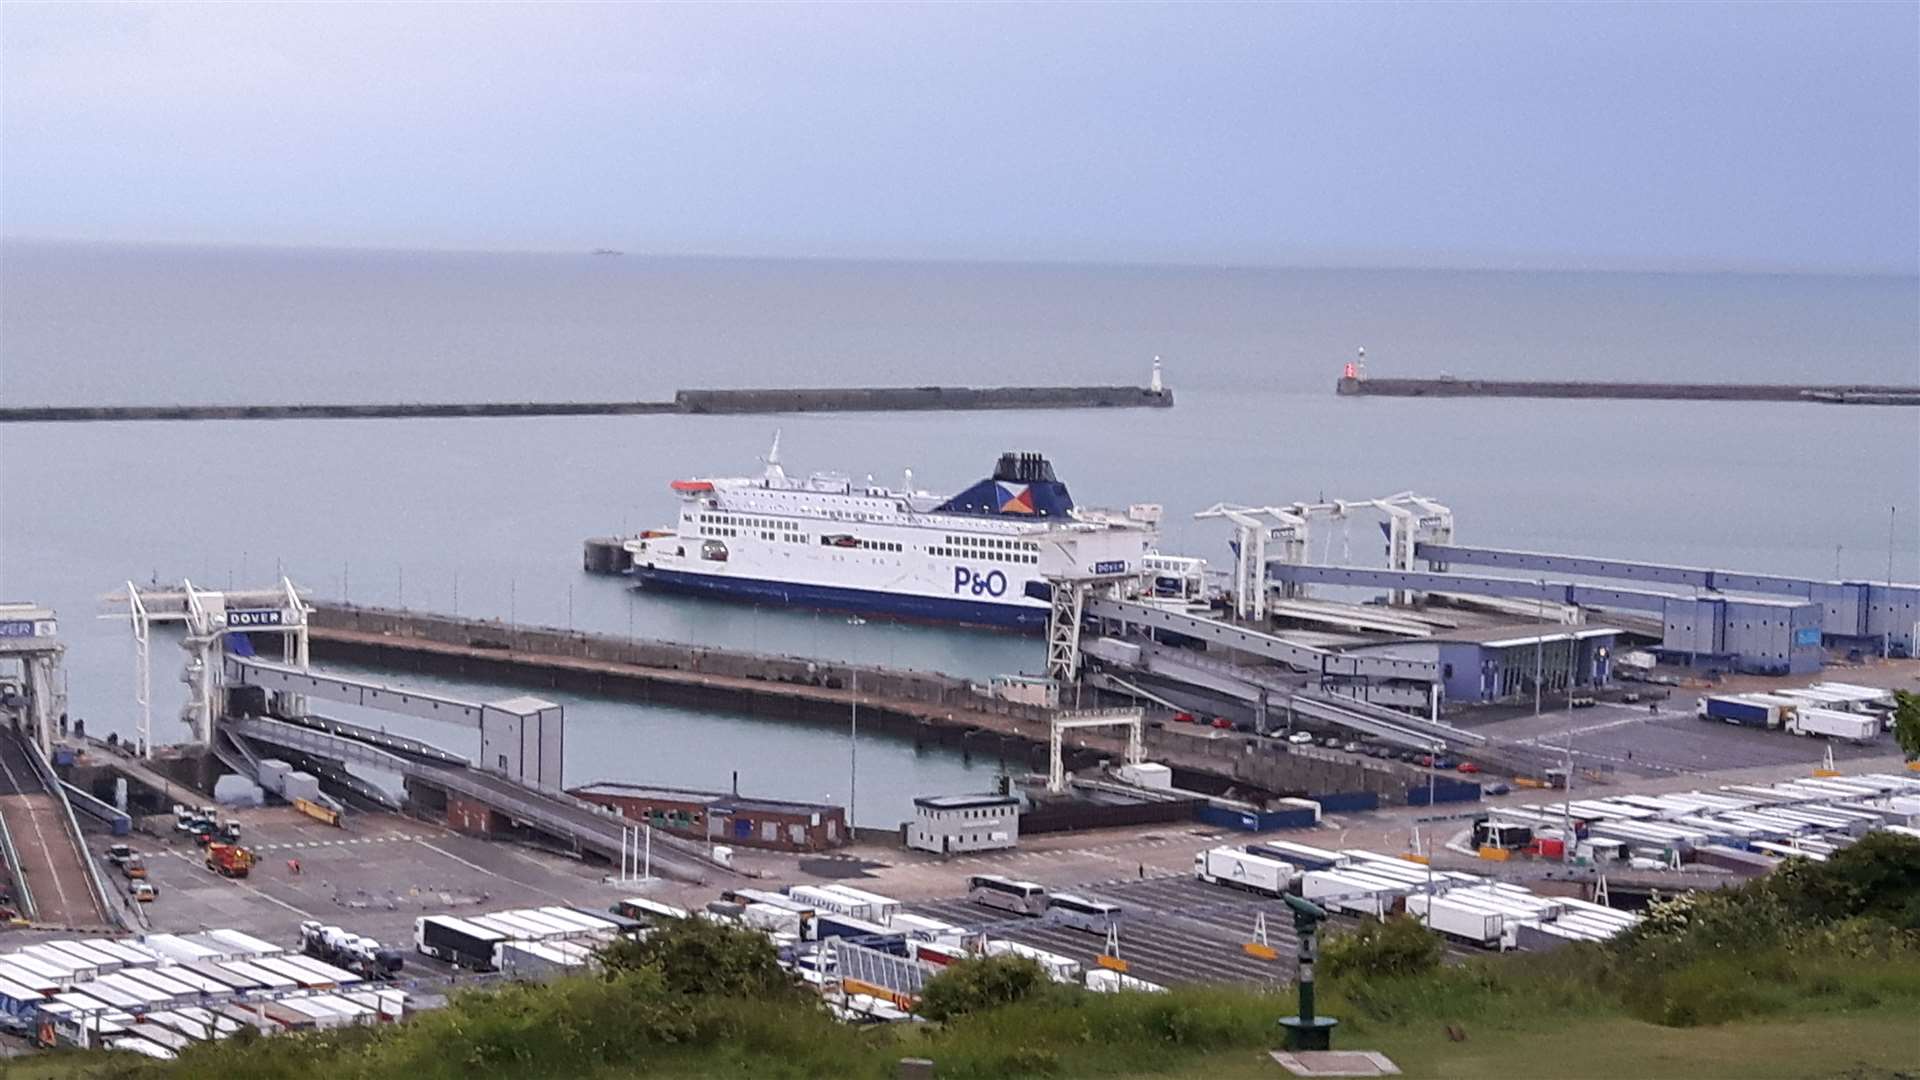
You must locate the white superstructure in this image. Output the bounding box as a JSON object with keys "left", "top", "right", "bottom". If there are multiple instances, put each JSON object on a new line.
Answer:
{"left": 626, "top": 446, "right": 1157, "bottom": 628}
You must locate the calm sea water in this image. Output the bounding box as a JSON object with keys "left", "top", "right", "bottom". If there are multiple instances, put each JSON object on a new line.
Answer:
{"left": 2, "top": 242, "right": 1915, "bottom": 819}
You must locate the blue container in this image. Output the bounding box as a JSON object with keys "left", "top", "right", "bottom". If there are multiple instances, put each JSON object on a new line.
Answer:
{"left": 1311, "top": 791, "right": 1381, "bottom": 814}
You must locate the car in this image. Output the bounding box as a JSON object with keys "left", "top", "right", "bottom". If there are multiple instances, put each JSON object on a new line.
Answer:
{"left": 1320, "top": 736, "right": 1340, "bottom": 748}
{"left": 1172, "top": 711, "right": 1196, "bottom": 724}
{"left": 1456, "top": 762, "right": 1481, "bottom": 774}
{"left": 106, "top": 843, "right": 134, "bottom": 866}
{"left": 1484, "top": 782, "right": 1513, "bottom": 796}
{"left": 129, "top": 880, "right": 157, "bottom": 903}
{"left": 1571, "top": 695, "right": 1597, "bottom": 709}
{"left": 1342, "top": 741, "right": 1363, "bottom": 753}
{"left": 1211, "top": 717, "right": 1233, "bottom": 730}
{"left": 1287, "top": 732, "right": 1314, "bottom": 745}
{"left": 1621, "top": 691, "right": 1642, "bottom": 704}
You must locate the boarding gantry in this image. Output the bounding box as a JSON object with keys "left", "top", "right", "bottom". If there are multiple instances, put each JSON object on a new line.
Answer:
{"left": 0, "top": 604, "right": 66, "bottom": 759}
{"left": 100, "top": 579, "right": 312, "bottom": 758}
{"left": 1048, "top": 708, "right": 1145, "bottom": 794}
{"left": 1198, "top": 492, "right": 1453, "bottom": 619}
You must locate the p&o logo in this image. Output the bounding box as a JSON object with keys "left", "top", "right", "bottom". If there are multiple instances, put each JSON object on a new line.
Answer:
{"left": 953, "top": 567, "right": 1007, "bottom": 598}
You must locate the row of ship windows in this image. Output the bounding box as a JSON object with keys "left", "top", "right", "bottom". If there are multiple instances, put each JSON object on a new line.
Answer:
{"left": 699, "top": 527, "right": 807, "bottom": 544}
{"left": 697, "top": 527, "right": 1031, "bottom": 562}
{"left": 699, "top": 513, "right": 801, "bottom": 532}
{"left": 933, "top": 547, "right": 1036, "bottom": 564}
{"left": 944, "top": 535, "right": 1038, "bottom": 552}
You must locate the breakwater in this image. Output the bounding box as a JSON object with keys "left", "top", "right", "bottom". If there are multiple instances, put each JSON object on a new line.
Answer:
{"left": 1336, "top": 376, "right": 1920, "bottom": 405}
{"left": 0, "top": 383, "right": 1172, "bottom": 424}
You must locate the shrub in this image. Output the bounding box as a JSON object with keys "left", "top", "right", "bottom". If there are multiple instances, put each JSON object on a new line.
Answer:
{"left": 1322, "top": 915, "right": 1444, "bottom": 980}
{"left": 915, "top": 955, "right": 1062, "bottom": 1022}
{"left": 599, "top": 915, "right": 799, "bottom": 999}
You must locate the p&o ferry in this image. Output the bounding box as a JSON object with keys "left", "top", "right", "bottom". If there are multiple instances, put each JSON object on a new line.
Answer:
{"left": 625, "top": 444, "right": 1159, "bottom": 628}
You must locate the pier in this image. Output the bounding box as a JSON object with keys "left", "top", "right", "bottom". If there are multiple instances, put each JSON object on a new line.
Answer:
{"left": 1336, "top": 375, "right": 1920, "bottom": 405}
{"left": 0, "top": 382, "right": 1172, "bottom": 424}
{"left": 301, "top": 603, "right": 1421, "bottom": 804}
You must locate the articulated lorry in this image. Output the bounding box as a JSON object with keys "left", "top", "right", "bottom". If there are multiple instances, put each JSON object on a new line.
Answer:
{"left": 1695, "top": 695, "right": 1785, "bottom": 729}
{"left": 1784, "top": 708, "right": 1879, "bottom": 744}
{"left": 1192, "top": 847, "right": 1293, "bottom": 896}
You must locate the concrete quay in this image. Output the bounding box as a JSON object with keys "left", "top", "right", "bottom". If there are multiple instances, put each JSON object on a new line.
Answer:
{"left": 1336, "top": 375, "right": 1920, "bottom": 404}
{"left": 0, "top": 383, "right": 1172, "bottom": 424}
{"left": 304, "top": 604, "right": 1420, "bottom": 804}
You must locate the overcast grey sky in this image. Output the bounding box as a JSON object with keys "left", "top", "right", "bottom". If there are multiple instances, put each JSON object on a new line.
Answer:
{"left": 2, "top": 2, "right": 1915, "bottom": 272}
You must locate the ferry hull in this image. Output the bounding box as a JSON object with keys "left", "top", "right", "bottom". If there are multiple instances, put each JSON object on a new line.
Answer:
{"left": 632, "top": 567, "right": 1048, "bottom": 629}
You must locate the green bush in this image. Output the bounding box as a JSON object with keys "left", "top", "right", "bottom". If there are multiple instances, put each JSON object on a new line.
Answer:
{"left": 1321, "top": 915, "right": 1445, "bottom": 980}
{"left": 914, "top": 955, "right": 1062, "bottom": 1022}
{"left": 599, "top": 915, "right": 800, "bottom": 1000}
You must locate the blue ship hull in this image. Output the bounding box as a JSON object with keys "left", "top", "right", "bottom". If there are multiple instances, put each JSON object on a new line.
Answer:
{"left": 632, "top": 567, "right": 1048, "bottom": 629}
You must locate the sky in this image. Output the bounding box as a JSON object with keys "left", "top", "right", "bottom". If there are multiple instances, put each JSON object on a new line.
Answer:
{"left": 1, "top": 2, "right": 1916, "bottom": 273}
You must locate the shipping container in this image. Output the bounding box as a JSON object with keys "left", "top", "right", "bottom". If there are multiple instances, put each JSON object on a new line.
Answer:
{"left": 43, "top": 941, "right": 124, "bottom": 974}
{"left": 1299, "top": 870, "right": 1401, "bottom": 917}
{"left": 204, "top": 929, "right": 282, "bottom": 959}
{"left": 118, "top": 966, "right": 200, "bottom": 1002}
{"left": 414, "top": 916, "right": 506, "bottom": 971}
{"left": 1246, "top": 839, "right": 1343, "bottom": 871}
{"left": 1695, "top": 695, "right": 1780, "bottom": 729}
{"left": 1407, "top": 894, "right": 1503, "bottom": 947}
{"left": 982, "top": 939, "right": 1081, "bottom": 984}
{"left": 494, "top": 941, "right": 582, "bottom": 978}
{"left": 816, "top": 886, "right": 901, "bottom": 926}
{"left": 1785, "top": 708, "right": 1878, "bottom": 743}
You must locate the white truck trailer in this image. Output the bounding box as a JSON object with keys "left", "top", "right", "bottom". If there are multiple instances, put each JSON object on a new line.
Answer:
{"left": 1192, "top": 847, "right": 1293, "bottom": 896}
{"left": 1407, "top": 894, "right": 1504, "bottom": 948}
{"left": 1785, "top": 708, "right": 1879, "bottom": 743}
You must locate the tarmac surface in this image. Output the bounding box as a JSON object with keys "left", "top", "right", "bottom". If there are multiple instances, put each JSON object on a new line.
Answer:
{"left": 0, "top": 729, "right": 108, "bottom": 929}
{"left": 905, "top": 874, "right": 1309, "bottom": 987}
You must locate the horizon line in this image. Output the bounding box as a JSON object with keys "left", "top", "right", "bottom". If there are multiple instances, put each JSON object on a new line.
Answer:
{"left": 3, "top": 233, "right": 1916, "bottom": 280}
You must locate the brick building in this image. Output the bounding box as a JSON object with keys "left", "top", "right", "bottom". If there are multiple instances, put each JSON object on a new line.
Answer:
{"left": 568, "top": 782, "right": 847, "bottom": 853}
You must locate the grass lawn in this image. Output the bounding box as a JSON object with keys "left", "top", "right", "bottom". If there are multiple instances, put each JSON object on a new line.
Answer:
{"left": 1151, "top": 1006, "right": 1920, "bottom": 1080}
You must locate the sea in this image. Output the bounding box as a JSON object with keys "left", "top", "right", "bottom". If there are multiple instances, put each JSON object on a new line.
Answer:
{"left": 1, "top": 240, "right": 1915, "bottom": 823}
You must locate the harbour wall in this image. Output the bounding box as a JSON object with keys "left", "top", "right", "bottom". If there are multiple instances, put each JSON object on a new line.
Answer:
{"left": 303, "top": 604, "right": 1418, "bottom": 804}
{"left": 1336, "top": 375, "right": 1919, "bottom": 405}
{"left": 673, "top": 385, "right": 1171, "bottom": 413}
{"left": 0, "top": 384, "right": 1172, "bottom": 424}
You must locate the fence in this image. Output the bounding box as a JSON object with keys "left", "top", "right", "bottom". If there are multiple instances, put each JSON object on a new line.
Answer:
{"left": 1192, "top": 804, "right": 1318, "bottom": 832}
{"left": 1307, "top": 791, "right": 1381, "bottom": 814}
{"left": 1404, "top": 778, "right": 1483, "bottom": 807}
{"left": 1021, "top": 798, "right": 1203, "bottom": 835}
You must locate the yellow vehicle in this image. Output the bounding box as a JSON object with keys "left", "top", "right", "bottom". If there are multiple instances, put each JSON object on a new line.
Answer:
{"left": 129, "top": 880, "right": 157, "bottom": 903}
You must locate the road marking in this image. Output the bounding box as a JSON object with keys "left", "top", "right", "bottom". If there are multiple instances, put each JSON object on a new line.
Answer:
{"left": 414, "top": 839, "right": 501, "bottom": 878}
{"left": 0, "top": 756, "right": 78, "bottom": 922}
{"left": 161, "top": 848, "right": 318, "bottom": 919}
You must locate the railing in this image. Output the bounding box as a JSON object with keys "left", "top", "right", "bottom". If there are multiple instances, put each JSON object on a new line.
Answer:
{"left": 24, "top": 739, "right": 116, "bottom": 928}
{"left": 0, "top": 803, "right": 36, "bottom": 921}
{"left": 59, "top": 781, "right": 131, "bottom": 834}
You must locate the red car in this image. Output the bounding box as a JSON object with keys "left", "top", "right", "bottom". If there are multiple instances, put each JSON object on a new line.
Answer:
{"left": 1173, "top": 711, "right": 1196, "bottom": 724}
{"left": 1211, "top": 717, "right": 1233, "bottom": 730}
{"left": 1456, "top": 762, "right": 1481, "bottom": 774}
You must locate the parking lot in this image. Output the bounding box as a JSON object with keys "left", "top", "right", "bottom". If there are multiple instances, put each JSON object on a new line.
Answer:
{"left": 92, "top": 804, "right": 661, "bottom": 953}
{"left": 1469, "top": 700, "right": 1893, "bottom": 780}
{"left": 904, "top": 875, "right": 1313, "bottom": 988}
